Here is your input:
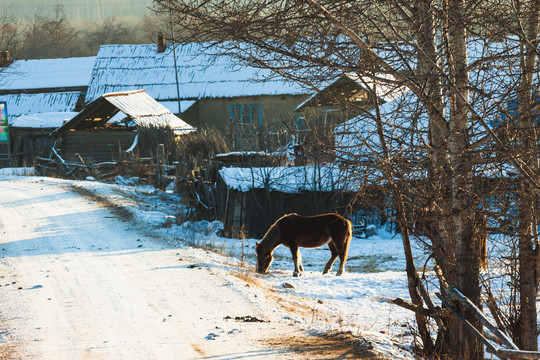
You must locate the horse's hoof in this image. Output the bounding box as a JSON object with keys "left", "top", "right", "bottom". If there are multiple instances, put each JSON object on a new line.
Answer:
{"left": 293, "top": 272, "right": 301, "bottom": 277}
{"left": 336, "top": 271, "right": 343, "bottom": 276}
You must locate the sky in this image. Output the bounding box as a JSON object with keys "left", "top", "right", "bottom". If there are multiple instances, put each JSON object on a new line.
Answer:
{"left": 1, "top": 1, "right": 153, "bottom": 23}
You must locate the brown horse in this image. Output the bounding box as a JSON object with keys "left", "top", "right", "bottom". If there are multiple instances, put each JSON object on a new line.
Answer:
{"left": 255, "top": 213, "right": 353, "bottom": 277}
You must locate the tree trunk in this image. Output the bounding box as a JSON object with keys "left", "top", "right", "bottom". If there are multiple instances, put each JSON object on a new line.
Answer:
{"left": 517, "top": 0, "right": 540, "bottom": 350}
{"left": 442, "top": 0, "right": 483, "bottom": 358}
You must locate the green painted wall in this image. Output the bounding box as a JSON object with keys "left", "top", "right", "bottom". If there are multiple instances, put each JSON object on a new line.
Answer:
{"left": 183, "top": 94, "right": 308, "bottom": 133}
{"left": 181, "top": 94, "right": 308, "bottom": 150}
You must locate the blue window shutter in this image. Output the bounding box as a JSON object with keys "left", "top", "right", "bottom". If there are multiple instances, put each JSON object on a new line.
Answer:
{"left": 230, "top": 104, "right": 243, "bottom": 122}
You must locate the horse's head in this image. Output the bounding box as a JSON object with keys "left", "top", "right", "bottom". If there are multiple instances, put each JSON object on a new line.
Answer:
{"left": 255, "top": 241, "right": 273, "bottom": 274}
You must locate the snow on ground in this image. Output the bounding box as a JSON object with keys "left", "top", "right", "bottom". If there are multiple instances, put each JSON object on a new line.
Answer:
{"left": 0, "top": 170, "right": 420, "bottom": 359}
{"left": 73, "top": 175, "right": 419, "bottom": 357}
{"left": 0, "top": 167, "right": 35, "bottom": 176}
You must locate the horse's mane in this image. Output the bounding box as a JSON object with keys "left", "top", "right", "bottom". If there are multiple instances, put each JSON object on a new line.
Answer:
{"left": 259, "top": 218, "right": 282, "bottom": 251}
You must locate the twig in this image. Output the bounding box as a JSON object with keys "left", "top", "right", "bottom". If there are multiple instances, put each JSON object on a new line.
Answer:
{"left": 391, "top": 297, "right": 445, "bottom": 318}
{"left": 488, "top": 348, "right": 540, "bottom": 360}
{"left": 51, "top": 147, "right": 68, "bottom": 166}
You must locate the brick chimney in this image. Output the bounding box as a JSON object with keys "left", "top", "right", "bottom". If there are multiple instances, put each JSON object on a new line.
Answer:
{"left": 157, "top": 32, "right": 166, "bottom": 53}
{"left": 0, "top": 51, "right": 10, "bottom": 67}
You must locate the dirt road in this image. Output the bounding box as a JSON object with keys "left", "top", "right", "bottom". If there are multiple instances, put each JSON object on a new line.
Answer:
{"left": 0, "top": 177, "right": 303, "bottom": 359}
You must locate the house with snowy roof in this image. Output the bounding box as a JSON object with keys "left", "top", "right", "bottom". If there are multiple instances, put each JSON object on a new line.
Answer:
{"left": 86, "top": 42, "right": 311, "bottom": 150}
{"left": 0, "top": 56, "right": 96, "bottom": 166}
{"left": 0, "top": 56, "right": 96, "bottom": 123}
{"left": 294, "top": 72, "right": 405, "bottom": 133}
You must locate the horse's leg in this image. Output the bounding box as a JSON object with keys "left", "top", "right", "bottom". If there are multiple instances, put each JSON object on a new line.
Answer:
{"left": 298, "top": 251, "right": 304, "bottom": 272}
{"left": 289, "top": 244, "right": 302, "bottom": 277}
{"left": 323, "top": 241, "right": 338, "bottom": 275}
{"left": 336, "top": 234, "right": 351, "bottom": 276}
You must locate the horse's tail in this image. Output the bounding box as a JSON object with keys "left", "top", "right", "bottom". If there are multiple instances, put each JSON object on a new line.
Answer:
{"left": 346, "top": 219, "right": 353, "bottom": 240}
{"left": 342, "top": 218, "right": 353, "bottom": 261}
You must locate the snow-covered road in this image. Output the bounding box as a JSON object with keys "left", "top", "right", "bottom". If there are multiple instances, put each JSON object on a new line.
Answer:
{"left": 0, "top": 177, "right": 301, "bottom": 359}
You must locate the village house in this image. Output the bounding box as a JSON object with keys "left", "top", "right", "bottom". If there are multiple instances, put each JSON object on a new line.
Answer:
{"left": 294, "top": 72, "right": 403, "bottom": 134}
{"left": 0, "top": 56, "right": 96, "bottom": 166}
{"left": 85, "top": 41, "right": 310, "bottom": 151}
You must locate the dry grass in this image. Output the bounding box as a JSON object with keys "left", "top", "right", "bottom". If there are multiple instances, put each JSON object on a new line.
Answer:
{"left": 67, "top": 185, "right": 134, "bottom": 222}
{"left": 175, "top": 127, "right": 229, "bottom": 160}
{"left": 230, "top": 270, "right": 386, "bottom": 359}
{"left": 266, "top": 331, "right": 390, "bottom": 359}
{"left": 0, "top": 343, "right": 19, "bottom": 360}
{"left": 0, "top": 324, "right": 20, "bottom": 360}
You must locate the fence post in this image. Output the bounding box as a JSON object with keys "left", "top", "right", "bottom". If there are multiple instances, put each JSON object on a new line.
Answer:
{"left": 156, "top": 143, "right": 165, "bottom": 186}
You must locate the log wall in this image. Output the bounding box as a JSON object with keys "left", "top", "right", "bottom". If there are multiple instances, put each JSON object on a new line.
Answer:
{"left": 62, "top": 130, "right": 137, "bottom": 163}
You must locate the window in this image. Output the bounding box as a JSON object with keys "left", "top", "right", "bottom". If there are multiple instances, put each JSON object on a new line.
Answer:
{"left": 230, "top": 104, "right": 262, "bottom": 124}
{"left": 295, "top": 117, "right": 309, "bottom": 131}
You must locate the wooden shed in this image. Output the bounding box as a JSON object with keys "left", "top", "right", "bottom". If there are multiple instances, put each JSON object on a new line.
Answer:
{"left": 9, "top": 112, "right": 77, "bottom": 166}
{"left": 215, "top": 165, "right": 385, "bottom": 238}
{"left": 0, "top": 56, "right": 95, "bottom": 167}
{"left": 50, "top": 90, "right": 195, "bottom": 163}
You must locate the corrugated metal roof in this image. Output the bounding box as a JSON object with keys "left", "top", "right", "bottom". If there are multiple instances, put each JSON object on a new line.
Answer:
{"left": 51, "top": 90, "right": 195, "bottom": 137}
{"left": 85, "top": 43, "right": 308, "bottom": 103}
{"left": 0, "top": 92, "right": 81, "bottom": 124}
{"left": 159, "top": 100, "right": 196, "bottom": 114}
{"left": 103, "top": 90, "right": 195, "bottom": 133}
{"left": 0, "top": 57, "right": 95, "bottom": 92}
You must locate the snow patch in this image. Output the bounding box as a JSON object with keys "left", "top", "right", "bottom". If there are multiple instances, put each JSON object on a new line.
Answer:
{"left": 0, "top": 167, "right": 35, "bottom": 176}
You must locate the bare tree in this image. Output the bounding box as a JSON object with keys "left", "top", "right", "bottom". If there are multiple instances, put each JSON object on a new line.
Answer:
{"left": 0, "top": 9, "right": 24, "bottom": 59}
{"left": 79, "top": 18, "right": 140, "bottom": 56}
{"left": 20, "top": 6, "right": 81, "bottom": 59}
{"left": 154, "top": 0, "right": 540, "bottom": 358}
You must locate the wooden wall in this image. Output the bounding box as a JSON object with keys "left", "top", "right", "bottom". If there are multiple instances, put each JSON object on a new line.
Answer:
{"left": 222, "top": 188, "right": 355, "bottom": 238}
{"left": 61, "top": 130, "right": 137, "bottom": 163}
{"left": 3, "top": 128, "right": 56, "bottom": 167}
{"left": 185, "top": 166, "right": 389, "bottom": 239}
{"left": 182, "top": 94, "right": 308, "bottom": 151}
{"left": 0, "top": 143, "right": 10, "bottom": 167}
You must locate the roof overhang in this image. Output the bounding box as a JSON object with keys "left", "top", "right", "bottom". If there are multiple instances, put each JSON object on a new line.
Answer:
{"left": 50, "top": 90, "right": 196, "bottom": 137}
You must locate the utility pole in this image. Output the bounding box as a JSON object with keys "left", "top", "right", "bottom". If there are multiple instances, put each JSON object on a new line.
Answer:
{"left": 169, "top": 1, "right": 182, "bottom": 115}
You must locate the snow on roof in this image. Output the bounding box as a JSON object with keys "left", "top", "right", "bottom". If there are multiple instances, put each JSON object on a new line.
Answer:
{"left": 219, "top": 165, "right": 358, "bottom": 193}
{"left": 85, "top": 43, "right": 308, "bottom": 103}
{"left": 52, "top": 90, "right": 196, "bottom": 136}
{"left": 294, "top": 72, "right": 406, "bottom": 111}
{"left": 0, "top": 92, "right": 81, "bottom": 124}
{"left": 102, "top": 90, "right": 195, "bottom": 133}
{"left": 334, "top": 92, "right": 429, "bottom": 163}
{"left": 0, "top": 57, "right": 95, "bottom": 91}
{"left": 10, "top": 112, "right": 78, "bottom": 128}
{"left": 344, "top": 73, "right": 406, "bottom": 103}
